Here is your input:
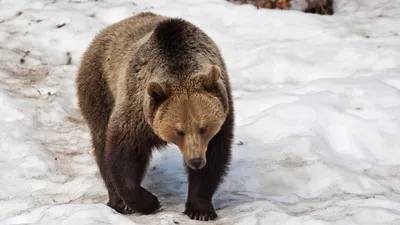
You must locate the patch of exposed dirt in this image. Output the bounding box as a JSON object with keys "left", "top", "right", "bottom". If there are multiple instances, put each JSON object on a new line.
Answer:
{"left": 226, "top": 0, "right": 334, "bottom": 15}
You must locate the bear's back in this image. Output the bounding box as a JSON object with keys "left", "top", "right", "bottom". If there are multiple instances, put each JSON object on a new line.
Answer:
{"left": 82, "top": 12, "right": 228, "bottom": 106}
{"left": 98, "top": 13, "right": 169, "bottom": 96}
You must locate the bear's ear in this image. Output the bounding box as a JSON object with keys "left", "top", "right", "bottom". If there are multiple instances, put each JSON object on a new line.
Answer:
{"left": 199, "top": 65, "right": 221, "bottom": 89}
{"left": 147, "top": 81, "right": 169, "bottom": 102}
{"left": 209, "top": 65, "right": 221, "bottom": 83}
{"left": 198, "top": 65, "right": 229, "bottom": 113}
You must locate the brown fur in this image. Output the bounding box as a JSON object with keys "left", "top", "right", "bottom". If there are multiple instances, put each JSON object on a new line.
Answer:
{"left": 76, "top": 12, "right": 234, "bottom": 221}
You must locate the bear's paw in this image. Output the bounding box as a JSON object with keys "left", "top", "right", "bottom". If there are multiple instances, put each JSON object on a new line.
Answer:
{"left": 184, "top": 200, "right": 218, "bottom": 221}
{"left": 107, "top": 200, "right": 135, "bottom": 215}
{"left": 128, "top": 186, "right": 161, "bottom": 215}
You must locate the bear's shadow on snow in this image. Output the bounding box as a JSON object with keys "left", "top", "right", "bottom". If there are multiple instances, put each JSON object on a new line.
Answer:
{"left": 139, "top": 145, "right": 279, "bottom": 211}
{"left": 141, "top": 148, "right": 190, "bottom": 206}
{"left": 141, "top": 147, "right": 260, "bottom": 210}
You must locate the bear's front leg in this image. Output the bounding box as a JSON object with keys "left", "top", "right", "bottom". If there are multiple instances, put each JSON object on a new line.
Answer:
{"left": 184, "top": 127, "right": 232, "bottom": 221}
{"left": 105, "top": 128, "right": 161, "bottom": 215}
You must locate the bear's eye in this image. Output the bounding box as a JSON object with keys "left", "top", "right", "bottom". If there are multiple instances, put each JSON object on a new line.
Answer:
{"left": 176, "top": 130, "right": 185, "bottom": 136}
{"left": 199, "top": 127, "right": 207, "bottom": 135}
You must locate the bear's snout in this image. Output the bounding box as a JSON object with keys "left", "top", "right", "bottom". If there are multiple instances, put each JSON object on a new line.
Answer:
{"left": 188, "top": 157, "right": 205, "bottom": 170}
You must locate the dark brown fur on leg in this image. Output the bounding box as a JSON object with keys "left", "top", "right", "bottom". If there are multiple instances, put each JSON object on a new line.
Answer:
{"left": 184, "top": 113, "right": 233, "bottom": 221}
{"left": 104, "top": 128, "right": 161, "bottom": 215}
{"left": 75, "top": 43, "right": 132, "bottom": 213}
{"left": 92, "top": 135, "right": 133, "bottom": 214}
{"left": 77, "top": 72, "right": 134, "bottom": 214}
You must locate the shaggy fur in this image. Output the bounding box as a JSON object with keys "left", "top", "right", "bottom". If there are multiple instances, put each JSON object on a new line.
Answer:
{"left": 76, "top": 12, "right": 234, "bottom": 221}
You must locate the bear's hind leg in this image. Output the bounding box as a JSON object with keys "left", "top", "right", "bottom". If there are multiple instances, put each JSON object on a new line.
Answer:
{"left": 76, "top": 62, "right": 134, "bottom": 214}
{"left": 184, "top": 121, "right": 233, "bottom": 221}
{"left": 76, "top": 61, "right": 135, "bottom": 214}
{"left": 89, "top": 122, "right": 135, "bottom": 214}
{"left": 86, "top": 117, "right": 137, "bottom": 214}
{"left": 93, "top": 137, "right": 134, "bottom": 214}
{"left": 105, "top": 129, "right": 161, "bottom": 215}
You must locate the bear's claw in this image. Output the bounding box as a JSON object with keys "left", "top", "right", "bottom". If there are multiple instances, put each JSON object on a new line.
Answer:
{"left": 110, "top": 201, "right": 135, "bottom": 214}
{"left": 184, "top": 201, "right": 218, "bottom": 221}
{"left": 187, "top": 211, "right": 217, "bottom": 221}
{"left": 107, "top": 187, "right": 161, "bottom": 215}
{"left": 185, "top": 209, "right": 217, "bottom": 221}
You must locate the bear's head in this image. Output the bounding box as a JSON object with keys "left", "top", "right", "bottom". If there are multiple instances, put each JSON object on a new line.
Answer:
{"left": 144, "top": 65, "right": 229, "bottom": 170}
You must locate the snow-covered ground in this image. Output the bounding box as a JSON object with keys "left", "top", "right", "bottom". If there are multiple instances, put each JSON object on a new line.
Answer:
{"left": 1, "top": 0, "right": 400, "bottom": 224}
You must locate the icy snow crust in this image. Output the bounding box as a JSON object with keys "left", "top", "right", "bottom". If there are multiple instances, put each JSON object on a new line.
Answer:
{"left": 1, "top": 0, "right": 400, "bottom": 224}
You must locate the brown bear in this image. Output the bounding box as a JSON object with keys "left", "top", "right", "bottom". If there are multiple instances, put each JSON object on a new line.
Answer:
{"left": 75, "top": 12, "right": 234, "bottom": 221}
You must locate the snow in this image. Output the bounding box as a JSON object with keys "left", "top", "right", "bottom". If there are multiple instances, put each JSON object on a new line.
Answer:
{"left": 1, "top": 0, "right": 400, "bottom": 224}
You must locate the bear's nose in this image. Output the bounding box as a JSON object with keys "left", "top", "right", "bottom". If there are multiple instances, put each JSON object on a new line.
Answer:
{"left": 189, "top": 158, "right": 204, "bottom": 169}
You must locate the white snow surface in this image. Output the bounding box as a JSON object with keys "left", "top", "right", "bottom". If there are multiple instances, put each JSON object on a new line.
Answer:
{"left": 1, "top": 0, "right": 400, "bottom": 224}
